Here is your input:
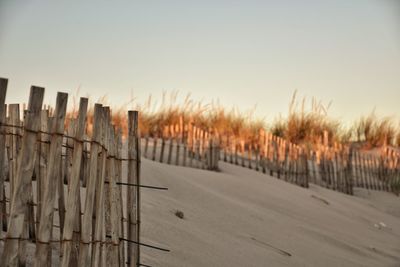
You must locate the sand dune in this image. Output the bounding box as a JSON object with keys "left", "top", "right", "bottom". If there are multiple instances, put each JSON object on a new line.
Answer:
{"left": 1, "top": 157, "right": 399, "bottom": 266}
{"left": 140, "top": 159, "right": 400, "bottom": 267}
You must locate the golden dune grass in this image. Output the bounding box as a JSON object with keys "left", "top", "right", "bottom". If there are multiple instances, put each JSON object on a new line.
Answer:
{"left": 66, "top": 91, "right": 399, "bottom": 149}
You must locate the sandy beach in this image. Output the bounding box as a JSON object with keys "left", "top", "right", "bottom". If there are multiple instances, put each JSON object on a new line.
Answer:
{"left": 140, "top": 159, "right": 400, "bottom": 267}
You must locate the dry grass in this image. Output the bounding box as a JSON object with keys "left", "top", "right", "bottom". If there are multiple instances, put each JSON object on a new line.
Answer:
{"left": 67, "top": 91, "right": 266, "bottom": 143}
{"left": 353, "top": 112, "right": 398, "bottom": 148}
{"left": 270, "top": 91, "right": 342, "bottom": 145}
{"left": 65, "top": 90, "right": 399, "bottom": 149}
{"left": 396, "top": 132, "right": 400, "bottom": 147}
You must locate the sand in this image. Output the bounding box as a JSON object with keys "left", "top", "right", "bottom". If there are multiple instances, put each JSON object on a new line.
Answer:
{"left": 1, "top": 157, "right": 399, "bottom": 266}
{"left": 140, "top": 159, "right": 400, "bottom": 267}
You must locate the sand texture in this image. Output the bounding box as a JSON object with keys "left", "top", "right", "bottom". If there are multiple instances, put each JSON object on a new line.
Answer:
{"left": 140, "top": 159, "right": 400, "bottom": 267}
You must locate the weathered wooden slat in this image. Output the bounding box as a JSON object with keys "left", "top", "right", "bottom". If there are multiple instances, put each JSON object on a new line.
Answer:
{"left": 346, "top": 147, "right": 354, "bottom": 195}
{"left": 106, "top": 125, "right": 120, "bottom": 266}
{"left": 372, "top": 155, "right": 382, "bottom": 191}
{"left": 18, "top": 98, "right": 35, "bottom": 266}
{"left": 92, "top": 107, "right": 109, "bottom": 267}
{"left": 187, "top": 126, "right": 193, "bottom": 167}
{"left": 8, "top": 105, "right": 20, "bottom": 209}
{"left": 175, "top": 133, "right": 180, "bottom": 165}
{"left": 361, "top": 154, "right": 369, "bottom": 190}
{"left": 358, "top": 151, "right": 366, "bottom": 188}
{"left": 159, "top": 134, "right": 166, "bottom": 163}
{"left": 127, "top": 110, "right": 140, "bottom": 267}
{"left": 36, "top": 110, "right": 49, "bottom": 236}
{"left": 334, "top": 150, "right": 340, "bottom": 191}
{"left": 137, "top": 114, "right": 142, "bottom": 267}
{"left": 369, "top": 155, "right": 378, "bottom": 190}
{"left": 78, "top": 103, "right": 103, "bottom": 266}
{"left": 167, "top": 128, "right": 173, "bottom": 165}
{"left": 301, "top": 148, "right": 309, "bottom": 188}
{"left": 0, "top": 78, "right": 7, "bottom": 238}
{"left": 247, "top": 144, "right": 252, "bottom": 169}
{"left": 35, "top": 92, "right": 68, "bottom": 267}
{"left": 2, "top": 86, "right": 44, "bottom": 267}
{"left": 182, "top": 134, "right": 187, "bottom": 167}
{"left": 58, "top": 146, "right": 66, "bottom": 236}
{"left": 60, "top": 98, "right": 88, "bottom": 267}
{"left": 353, "top": 150, "right": 361, "bottom": 187}
{"left": 115, "top": 130, "right": 125, "bottom": 266}
{"left": 144, "top": 135, "right": 149, "bottom": 158}
{"left": 152, "top": 136, "right": 158, "bottom": 161}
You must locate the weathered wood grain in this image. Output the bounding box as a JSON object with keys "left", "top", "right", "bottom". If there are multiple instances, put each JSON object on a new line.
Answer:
{"left": 35, "top": 92, "right": 68, "bottom": 267}
{"left": 2, "top": 86, "right": 44, "bottom": 267}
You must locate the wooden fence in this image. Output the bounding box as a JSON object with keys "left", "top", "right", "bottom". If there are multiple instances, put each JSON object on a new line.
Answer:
{"left": 0, "top": 78, "right": 169, "bottom": 267}
{"left": 219, "top": 131, "right": 400, "bottom": 195}
{"left": 220, "top": 132, "right": 309, "bottom": 188}
{"left": 142, "top": 123, "right": 220, "bottom": 171}
{"left": 140, "top": 120, "right": 399, "bottom": 196}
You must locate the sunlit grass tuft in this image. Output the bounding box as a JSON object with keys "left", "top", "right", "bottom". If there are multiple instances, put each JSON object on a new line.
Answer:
{"left": 353, "top": 112, "right": 398, "bottom": 148}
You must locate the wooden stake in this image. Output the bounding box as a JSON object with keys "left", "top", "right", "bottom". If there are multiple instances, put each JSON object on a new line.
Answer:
{"left": 61, "top": 98, "right": 88, "bottom": 267}
{"left": 2, "top": 86, "right": 44, "bottom": 267}
{"left": 35, "top": 92, "right": 68, "bottom": 267}
{"left": 78, "top": 104, "right": 103, "bottom": 267}
{"left": 0, "top": 78, "right": 7, "bottom": 240}
{"left": 152, "top": 136, "right": 158, "bottom": 161}
{"left": 159, "top": 130, "right": 166, "bottom": 163}
{"left": 105, "top": 125, "right": 120, "bottom": 266}
{"left": 92, "top": 107, "right": 109, "bottom": 267}
{"left": 127, "top": 111, "right": 140, "bottom": 267}
{"left": 167, "top": 126, "right": 173, "bottom": 165}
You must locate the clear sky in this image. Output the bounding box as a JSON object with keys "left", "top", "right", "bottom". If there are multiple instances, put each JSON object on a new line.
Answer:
{"left": 0, "top": 0, "right": 399, "bottom": 124}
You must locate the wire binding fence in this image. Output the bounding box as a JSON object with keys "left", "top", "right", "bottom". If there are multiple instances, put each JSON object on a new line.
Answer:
{"left": 0, "top": 78, "right": 169, "bottom": 267}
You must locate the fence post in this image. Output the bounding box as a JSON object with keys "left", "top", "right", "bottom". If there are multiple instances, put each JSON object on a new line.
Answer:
{"left": 283, "top": 142, "right": 289, "bottom": 181}
{"left": 223, "top": 135, "right": 228, "bottom": 162}
{"left": 105, "top": 124, "right": 120, "bottom": 266}
{"left": 152, "top": 135, "right": 158, "bottom": 161}
{"left": 128, "top": 111, "right": 140, "bottom": 267}
{"left": 78, "top": 104, "right": 103, "bottom": 266}
{"left": 353, "top": 150, "right": 360, "bottom": 187}
{"left": 35, "top": 92, "right": 68, "bottom": 267}
{"left": 8, "top": 105, "right": 20, "bottom": 210}
{"left": 182, "top": 125, "right": 188, "bottom": 167}
{"left": 0, "top": 78, "right": 7, "bottom": 237}
{"left": 376, "top": 155, "right": 381, "bottom": 190}
{"left": 58, "top": 144, "right": 66, "bottom": 235}
{"left": 144, "top": 135, "right": 149, "bottom": 158}
{"left": 137, "top": 115, "right": 142, "bottom": 267}
{"left": 92, "top": 107, "right": 109, "bottom": 267}
{"left": 115, "top": 130, "right": 125, "bottom": 266}
{"left": 167, "top": 126, "right": 173, "bottom": 165}
{"left": 160, "top": 128, "right": 166, "bottom": 163}
{"left": 301, "top": 147, "right": 309, "bottom": 188}
{"left": 200, "top": 131, "right": 206, "bottom": 169}
{"left": 346, "top": 146, "right": 354, "bottom": 195}
{"left": 334, "top": 150, "right": 340, "bottom": 191}
{"left": 2, "top": 86, "right": 44, "bottom": 267}
{"left": 16, "top": 105, "right": 34, "bottom": 266}
{"left": 61, "top": 98, "right": 88, "bottom": 267}
{"left": 188, "top": 125, "right": 194, "bottom": 167}
{"left": 234, "top": 138, "right": 238, "bottom": 165}
{"left": 36, "top": 110, "right": 49, "bottom": 237}
{"left": 247, "top": 144, "right": 253, "bottom": 169}
{"left": 175, "top": 124, "right": 180, "bottom": 165}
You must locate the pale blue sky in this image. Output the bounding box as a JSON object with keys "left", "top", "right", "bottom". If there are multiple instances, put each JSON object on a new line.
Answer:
{"left": 0, "top": 0, "right": 399, "bottom": 124}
